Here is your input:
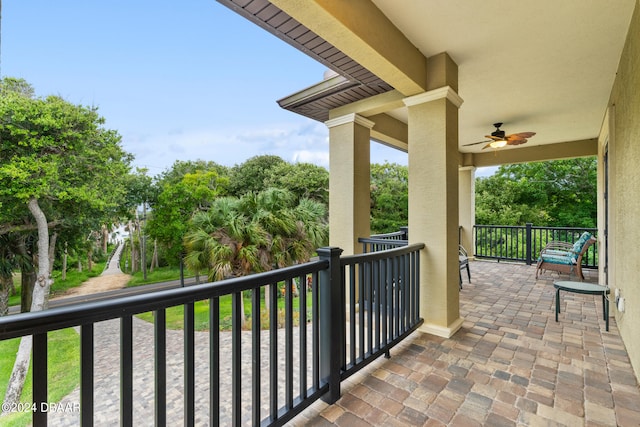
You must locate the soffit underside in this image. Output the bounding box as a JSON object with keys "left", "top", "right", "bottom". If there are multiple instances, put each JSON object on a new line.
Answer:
{"left": 216, "top": 0, "right": 393, "bottom": 122}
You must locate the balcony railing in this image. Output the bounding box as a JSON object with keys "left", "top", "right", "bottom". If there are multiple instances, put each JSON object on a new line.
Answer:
{"left": 0, "top": 243, "right": 424, "bottom": 426}
{"left": 362, "top": 224, "right": 598, "bottom": 269}
{"left": 358, "top": 227, "right": 408, "bottom": 253}
{"left": 473, "top": 223, "right": 598, "bottom": 268}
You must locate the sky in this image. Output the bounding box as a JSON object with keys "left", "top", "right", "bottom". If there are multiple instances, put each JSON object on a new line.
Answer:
{"left": 2, "top": 1, "right": 494, "bottom": 177}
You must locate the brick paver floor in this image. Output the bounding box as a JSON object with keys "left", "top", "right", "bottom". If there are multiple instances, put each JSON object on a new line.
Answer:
{"left": 44, "top": 261, "right": 640, "bottom": 426}
{"left": 292, "top": 261, "right": 640, "bottom": 426}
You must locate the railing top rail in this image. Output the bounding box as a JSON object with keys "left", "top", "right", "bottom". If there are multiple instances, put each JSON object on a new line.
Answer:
{"left": 0, "top": 259, "right": 328, "bottom": 341}
{"left": 342, "top": 242, "right": 424, "bottom": 266}
{"left": 530, "top": 226, "right": 598, "bottom": 232}
{"left": 368, "top": 230, "right": 406, "bottom": 239}
{"left": 357, "top": 237, "right": 409, "bottom": 246}
{"left": 473, "top": 224, "right": 523, "bottom": 230}
{"left": 475, "top": 224, "right": 597, "bottom": 231}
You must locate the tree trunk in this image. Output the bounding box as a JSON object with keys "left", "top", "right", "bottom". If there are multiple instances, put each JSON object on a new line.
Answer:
{"left": 62, "top": 242, "right": 68, "bottom": 280}
{"left": 150, "top": 239, "right": 159, "bottom": 272}
{"left": 128, "top": 220, "right": 135, "bottom": 273}
{"left": 2, "top": 197, "right": 53, "bottom": 413}
{"left": 48, "top": 232, "right": 57, "bottom": 276}
{"left": 0, "top": 275, "right": 11, "bottom": 316}
{"left": 87, "top": 249, "right": 93, "bottom": 271}
{"left": 77, "top": 259, "right": 83, "bottom": 272}
{"left": 17, "top": 235, "right": 35, "bottom": 314}
{"left": 102, "top": 224, "right": 109, "bottom": 254}
{"left": 1, "top": 336, "right": 32, "bottom": 414}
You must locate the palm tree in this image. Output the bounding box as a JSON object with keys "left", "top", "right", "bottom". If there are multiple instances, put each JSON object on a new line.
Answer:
{"left": 183, "top": 188, "right": 328, "bottom": 325}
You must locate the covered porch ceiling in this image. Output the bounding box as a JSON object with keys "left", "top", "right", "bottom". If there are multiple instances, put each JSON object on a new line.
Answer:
{"left": 217, "top": 0, "right": 635, "bottom": 156}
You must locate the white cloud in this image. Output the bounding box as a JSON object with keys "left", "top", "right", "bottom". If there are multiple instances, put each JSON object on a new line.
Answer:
{"left": 122, "top": 120, "right": 330, "bottom": 175}
{"left": 292, "top": 150, "right": 330, "bottom": 167}
{"left": 122, "top": 119, "right": 428, "bottom": 176}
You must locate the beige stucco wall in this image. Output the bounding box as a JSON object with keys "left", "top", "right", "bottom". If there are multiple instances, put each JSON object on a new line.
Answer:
{"left": 605, "top": 0, "right": 640, "bottom": 379}
{"left": 326, "top": 114, "right": 373, "bottom": 255}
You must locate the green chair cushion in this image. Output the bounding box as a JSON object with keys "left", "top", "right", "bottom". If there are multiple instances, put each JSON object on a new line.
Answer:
{"left": 540, "top": 253, "right": 576, "bottom": 265}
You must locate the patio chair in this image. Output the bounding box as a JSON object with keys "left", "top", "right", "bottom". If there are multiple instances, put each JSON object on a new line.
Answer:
{"left": 536, "top": 232, "right": 596, "bottom": 281}
{"left": 459, "top": 245, "right": 471, "bottom": 289}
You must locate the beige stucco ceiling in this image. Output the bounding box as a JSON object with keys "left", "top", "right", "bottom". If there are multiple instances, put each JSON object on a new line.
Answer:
{"left": 372, "top": 0, "right": 636, "bottom": 152}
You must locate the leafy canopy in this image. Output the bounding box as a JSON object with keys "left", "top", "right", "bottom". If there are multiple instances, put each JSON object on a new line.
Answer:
{"left": 0, "top": 77, "right": 133, "bottom": 234}
{"left": 184, "top": 188, "right": 328, "bottom": 281}
{"left": 475, "top": 158, "right": 597, "bottom": 227}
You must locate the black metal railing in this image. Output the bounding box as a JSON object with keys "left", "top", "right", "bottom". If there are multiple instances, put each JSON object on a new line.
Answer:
{"left": 359, "top": 227, "right": 409, "bottom": 253}
{"left": 473, "top": 223, "right": 598, "bottom": 268}
{"left": 0, "top": 244, "right": 424, "bottom": 426}
{"left": 340, "top": 244, "right": 424, "bottom": 385}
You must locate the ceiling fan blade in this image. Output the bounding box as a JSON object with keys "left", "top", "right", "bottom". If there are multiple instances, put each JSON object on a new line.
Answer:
{"left": 481, "top": 142, "right": 494, "bottom": 150}
{"left": 509, "top": 131, "right": 536, "bottom": 139}
{"left": 463, "top": 139, "right": 491, "bottom": 147}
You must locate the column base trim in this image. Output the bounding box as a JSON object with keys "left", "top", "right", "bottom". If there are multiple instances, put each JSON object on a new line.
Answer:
{"left": 418, "top": 317, "right": 464, "bottom": 338}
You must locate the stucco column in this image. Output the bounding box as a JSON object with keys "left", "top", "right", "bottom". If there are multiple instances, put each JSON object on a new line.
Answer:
{"left": 325, "top": 113, "right": 374, "bottom": 255}
{"left": 459, "top": 166, "right": 476, "bottom": 254}
{"left": 405, "top": 86, "right": 464, "bottom": 338}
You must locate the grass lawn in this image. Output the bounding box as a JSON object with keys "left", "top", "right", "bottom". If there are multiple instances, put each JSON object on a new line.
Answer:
{"left": 126, "top": 265, "right": 195, "bottom": 287}
{"left": 137, "top": 289, "right": 312, "bottom": 331}
{"left": 9, "top": 262, "right": 106, "bottom": 308}
{"left": 0, "top": 328, "right": 80, "bottom": 426}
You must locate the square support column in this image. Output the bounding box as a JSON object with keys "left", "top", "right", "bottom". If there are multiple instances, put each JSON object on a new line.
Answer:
{"left": 405, "top": 86, "right": 464, "bottom": 337}
{"left": 325, "top": 113, "right": 374, "bottom": 255}
{"left": 459, "top": 166, "right": 476, "bottom": 253}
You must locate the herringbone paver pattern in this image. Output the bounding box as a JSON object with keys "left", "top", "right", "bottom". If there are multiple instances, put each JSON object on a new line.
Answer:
{"left": 292, "top": 262, "right": 640, "bottom": 426}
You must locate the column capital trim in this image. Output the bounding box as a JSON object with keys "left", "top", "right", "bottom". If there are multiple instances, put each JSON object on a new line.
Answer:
{"left": 403, "top": 86, "right": 464, "bottom": 108}
{"left": 325, "top": 113, "right": 375, "bottom": 130}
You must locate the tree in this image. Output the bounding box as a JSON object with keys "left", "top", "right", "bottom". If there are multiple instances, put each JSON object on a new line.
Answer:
{"left": 183, "top": 188, "right": 328, "bottom": 325}
{"left": 0, "top": 78, "right": 132, "bottom": 410}
{"left": 265, "top": 162, "right": 329, "bottom": 205}
{"left": 370, "top": 162, "right": 408, "bottom": 233}
{"left": 475, "top": 158, "right": 597, "bottom": 227}
{"left": 227, "top": 155, "right": 286, "bottom": 197}
{"left": 148, "top": 163, "right": 229, "bottom": 265}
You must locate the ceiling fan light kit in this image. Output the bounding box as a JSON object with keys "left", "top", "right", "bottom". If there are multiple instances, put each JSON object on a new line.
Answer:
{"left": 464, "top": 122, "right": 536, "bottom": 150}
{"left": 489, "top": 140, "right": 507, "bottom": 148}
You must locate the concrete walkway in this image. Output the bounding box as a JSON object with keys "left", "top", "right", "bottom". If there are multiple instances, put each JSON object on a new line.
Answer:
{"left": 103, "top": 243, "right": 125, "bottom": 274}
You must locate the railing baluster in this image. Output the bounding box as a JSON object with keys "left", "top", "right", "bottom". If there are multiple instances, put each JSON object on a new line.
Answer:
{"left": 231, "top": 292, "right": 242, "bottom": 426}
{"left": 383, "top": 258, "right": 390, "bottom": 348}
{"left": 210, "top": 296, "right": 220, "bottom": 427}
{"left": 349, "top": 265, "right": 356, "bottom": 366}
{"left": 154, "top": 310, "right": 166, "bottom": 427}
{"left": 121, "top": 315, "right": 133, "bottom": 427}
{"left": 373, "top": 259, "right": 381, "bottom": 352}
{"left": 33, "top": 333, "right": 47, "bottom": 426}
{"left": 80, "top": 324, "right": 94, "bottom": 427}
{"left": 184, "top": 302, "right": 195, "bottom": 427}
{"left": 285, "top": 278, "right": 294, "bottom": 410}
{"left": 252, "top": 286, "right": 261, "bottom": 426}
{"left": 358, "top": 263, "right": 365, "bottom": 361}
{"left": 366, "top": 261, "right": 373, "bottom": 357}
{"left": 269, "top": 283, "right": 278, "bottom": 422}
{"left": 299, "top": 274, "right": 307, "bottom": 399}
{"left": 312, "top": 273, "right": 320, "bottom": 391}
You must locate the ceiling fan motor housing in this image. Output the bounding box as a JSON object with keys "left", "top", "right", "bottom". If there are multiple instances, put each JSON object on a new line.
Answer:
{"left": 491, "top": 129, "right": 505, "bottom": 138}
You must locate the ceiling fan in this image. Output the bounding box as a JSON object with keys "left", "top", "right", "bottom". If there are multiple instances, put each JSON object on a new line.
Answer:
{"left": 465, "top": 123, "right": 536, "bottom": 149}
